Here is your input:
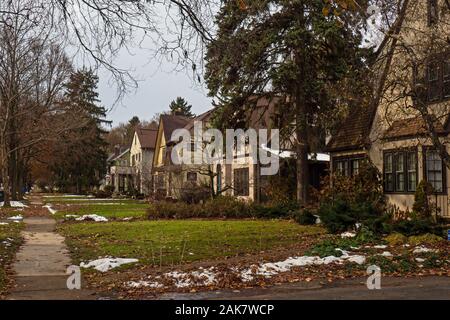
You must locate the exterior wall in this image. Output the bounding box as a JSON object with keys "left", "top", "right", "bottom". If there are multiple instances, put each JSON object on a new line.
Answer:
{"left": 130, "top": 132, "right": 154, "bottom": 195}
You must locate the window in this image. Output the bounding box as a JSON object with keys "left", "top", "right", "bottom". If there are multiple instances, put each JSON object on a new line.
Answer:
{"left": 424, "top": 150, "right": 445, "bottom": 193}
{"left": 234, "top": 168, "right": 249, "bottom": 196}
{"left": 428, "top": 62, "right": 440, "bottom": 102}
{"left": 428, "top": 0, "right": 439, "bottom": 25}
{"left": 333, "top": 156, "right": 366, "bottom": 177}
{"left": 187, "top": 172, "right": 197, "bottom": 182}
{"left": 383, "top": 149, "right": 417, "bottom": 193}
{"left": 444, "top": 58, "right": 450, "bottom": 98}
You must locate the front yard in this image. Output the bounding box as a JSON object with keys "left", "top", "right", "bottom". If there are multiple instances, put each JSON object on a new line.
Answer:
{"left": 45, "top": 194, "right": 449, "bottom": 298}
{"left": 0, "top": 211, "right": 24, "bottom": 297}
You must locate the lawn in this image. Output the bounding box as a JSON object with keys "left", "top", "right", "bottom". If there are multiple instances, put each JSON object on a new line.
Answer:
{"left": 43, "top": 194, "right": 149, "bottom": 220}
{"left": 0, "top": 220, "right": 23, "bottom": 296}
{"left": 58, "top": 220, "right": 325, "bottom": 267}
{"left": 53, "top": 203, "right": 149, "bottom": 220}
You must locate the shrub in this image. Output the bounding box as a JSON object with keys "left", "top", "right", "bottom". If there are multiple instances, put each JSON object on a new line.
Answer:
{"left": 412, "top": 180, "right": 437, "bottom": 220}
{"left": 179, "top": 181, "right": 210, "bottom": 204}
{"left": 148, "top": 201, "right": 201, "bottom": 219}
{"left": 317, "top": 162, "right": 387, "bottom": 234}
{"left": 202, "top": 196, "right": 249, "bottom": 218}
{"left": 391, "top": 218, "right": 442, "bottom": 237}
{"left": 103, "top": 185, "right": 115, "bottom": 194}
{"left": 408, "top": 233, "right": 444, "bottom": 245}
{"left": 384, "top": 233, "right": 408, "bottom": 246}
{"left": 294, "top": 209, "right": 317, "bottom": 225}
{"left": 93, "top": 189, "right": 112, "bottom": 199}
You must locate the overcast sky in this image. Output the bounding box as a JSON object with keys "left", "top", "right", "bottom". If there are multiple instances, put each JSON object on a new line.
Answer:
{"left": 97, "top": 44, "right": 212, "bottom": 127}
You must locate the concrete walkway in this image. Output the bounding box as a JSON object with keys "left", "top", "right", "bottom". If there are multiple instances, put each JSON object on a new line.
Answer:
{"left": 8, "top": 204, "right": 95, "bottom": 300}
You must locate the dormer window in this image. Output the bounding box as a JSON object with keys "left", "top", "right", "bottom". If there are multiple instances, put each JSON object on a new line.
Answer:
{"left": 428, "top": 0, "right": 439, "bottom": 25}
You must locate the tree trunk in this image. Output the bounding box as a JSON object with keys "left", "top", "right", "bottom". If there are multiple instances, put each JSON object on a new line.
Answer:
{"left": 1, "top": 152, "right": 11, "bottom": 207}
{"left": 295, "top": 107, "right": 309, "bottom": 204}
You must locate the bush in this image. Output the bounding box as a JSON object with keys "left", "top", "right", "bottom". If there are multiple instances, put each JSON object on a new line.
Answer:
{"left": 147, "top": 196, "right": 298, "bottom": 220}
{"left": 408, "top": 233, "right": 444, "bottom": 245}
{"left": 294, "top": 209, "right": 316, "bottom": 225}
{"left": 384, "top": 233, "right": 408, "bottom": 246}
{"left": 104, "top": 185, "right": 115, "bottom": 194}
{"left": 317, "top": 162, "right": 387, "bottom": 234}
{"left": 391, "top": 218, "right": 442, "bottom": 237}
{"left": 93, "top": 189, "right": 112, "bottom": 199}
{"left": 179, "top": 182, "right": 210, "bottom": 204}
{"left": 412, "top": 180, "right": 436, "bottom": 219}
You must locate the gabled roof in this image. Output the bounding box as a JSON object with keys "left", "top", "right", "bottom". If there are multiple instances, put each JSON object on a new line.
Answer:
{"left": 136, "top": 128, "right": 158, "bottom": 149}
{"left": 325, "top": 104, "right": 376, "bottom": 152}
{"left": 107, "top": 147, "right": 130, "bottom": 162}
{"left": 383, "top": 117, "right": 448, "bottom": 140}
{"left": 160, "top": 115, "right": 191, "bottom": 142}
{"left": 183, "top": 109, "right": 215, "bottom": 132}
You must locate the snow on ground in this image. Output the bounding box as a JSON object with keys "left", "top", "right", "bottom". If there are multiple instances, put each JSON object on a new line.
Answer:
{"left": 43, "top": 205, "right": 57, "bottom": 215}
{"left": 0, "top": 222, "right": 9, "bottom": 225}
{"left": 240, "top": 250, "right": 366, "bottom": 281}
{"left": 166, "top": 268, "right": 218, "bottom": 288}
{"left": 126, "top": 280, "right": 164, "bottom": 289}
{"left": 80, "top": 257, "right": 139, "bottom": 272}
{"left": 75, "top": 214, "right": 108, "bottom": 222}
{"left": 413, "top": 246, "right": 438, "bottom": 254}
{"left": 340, "top": 232, "right": 356, "bottom": 238}
{"left": 379, "top": 251, "right": 393, "bottom": 257}
{"left": 0, "top": 201, "right": 28, "bottom": 208}
{"left": 7, "top": 215, "right": 23, "bottom": 221}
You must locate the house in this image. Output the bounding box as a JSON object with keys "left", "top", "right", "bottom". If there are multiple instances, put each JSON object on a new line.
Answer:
{"left": 104, "top": 146, "right": 133, "bottom": 193}
{"left": 326, "top": 0, "right": 450, "bottom": 217}
{"left": 212, "top": 97, "right": 329, "bottom": 202}
{"left": 130, "top": 127, "right": 158, "bottom": 195}
{"left": 152, "top": 113, "right": 214, "bottom": 199}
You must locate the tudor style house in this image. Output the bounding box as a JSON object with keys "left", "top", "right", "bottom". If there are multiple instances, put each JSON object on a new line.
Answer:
{"left": 130, "top": 127, "right": 158, "bottom": 195}
{"left": 327, "top": 0, "right": 450, "bottom": 217}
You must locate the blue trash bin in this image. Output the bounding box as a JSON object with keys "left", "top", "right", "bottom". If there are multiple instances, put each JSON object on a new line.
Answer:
{"left": 0, "top": 191, "right": 4, "bottom": 202}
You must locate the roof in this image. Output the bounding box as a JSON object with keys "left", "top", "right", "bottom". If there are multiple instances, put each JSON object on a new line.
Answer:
{"left": 136, "top": 128, "right": 158, "bottom": 149}
{"left": 383, "top": 117, "right": 448, "bottom": 140}
{"left": 183, "top": 109, "right": 215, "bottom": 132}
{"left": 107, "top": 148, "right": 130, "bottom": 163}
{"left": 160, "top": 115, "right": 191, "bottom": 142}
{"left": 325, "top": 104, "right": 376, "bottom": 152}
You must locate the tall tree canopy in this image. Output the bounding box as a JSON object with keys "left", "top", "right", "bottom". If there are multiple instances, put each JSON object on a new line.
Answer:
{"left": 169, "top": 97, "right": 195, "bottom": 117}
{"left": 51, "top": 69, "right": 110, "bottom": 193}
{"left": 205, "top": 0, "right": 374, "bottom": 202}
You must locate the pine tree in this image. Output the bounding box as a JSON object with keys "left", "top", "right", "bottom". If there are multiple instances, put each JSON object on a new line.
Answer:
{"left": 169, "top": 97, "right": 195, "bottom": 117}
{"left": 205, "top": 0, "right": 372, "bottom": 203}
{"left": 52, "top": 68, "right": 110, "bottom": 193}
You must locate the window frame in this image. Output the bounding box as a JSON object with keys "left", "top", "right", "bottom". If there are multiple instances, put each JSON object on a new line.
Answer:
{"left": 423, "top": 147, "right": 447, "bottom": 194}
{"left": 427, "top": 0, "right": 439, "bottom": 26}
{"left": 383, "top": 148, "right": 418, "bottom": 194}
{"left": 233, "top": 167, "right": 250, "bottom": 197}
{"left": 332, "top": 154, "right": 367, "bottom": 177}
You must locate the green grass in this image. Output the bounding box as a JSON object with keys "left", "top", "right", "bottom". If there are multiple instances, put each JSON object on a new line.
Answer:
{"left": 0, "top": 221, "right": 23, "bottom": 295}
{"left": 54, "top": 203, "right": 149, "bottom": 220}
{"left": 59, "top": 220, "right": 325, "bottom": 267}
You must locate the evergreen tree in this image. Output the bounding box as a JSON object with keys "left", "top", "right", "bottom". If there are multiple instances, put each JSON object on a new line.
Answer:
{"left": 52, "top": 68, "right": 110, "bottom": 193}
{"left": 205, "top": 0, "right": 372, "bottom": 202}
{"left": 169, "top": 97, "right": 195, "bottom": 117}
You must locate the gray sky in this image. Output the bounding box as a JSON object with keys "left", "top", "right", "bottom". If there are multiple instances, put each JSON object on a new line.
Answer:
{"left": 97, "top": 45, "right": 212, "bottom": 127}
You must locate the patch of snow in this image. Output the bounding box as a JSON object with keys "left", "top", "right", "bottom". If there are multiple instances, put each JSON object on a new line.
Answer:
{"left": 413, "top": 246, "right": 438, "bottom": 254}
{"left": 313, "top": 215, "right": 321, "bottom": 224}
{"left": 415, "top": 258, "right": 425, "bottom": 263}
{"left": 64, "top": 215, "right": 79, "bottom": 219}
{"left": 340, "top": 232, "right": 356, "bottom": 238}
{"left": 126, "top": 280, "right": 164, "bottom": 289}
{"left": 240, "top": 251, "right": 366, "bottom": 282}
{"left": 164, "top": 268, "right": 218, "bottom": 288}
{"left": 0, "top": 222, "right": 9, "bottom": 225}
{"left": 7, "top": 215, "right": 23, "bottom": 221}
{"left": 122, "top": 217, "right": 133, "bottom": 221}
{"left": 43, "top": 205, "right": 57, "bottom": 215}
{"left": 379, "top": 251, "right": 393, "bottom": 257}
{"left": 373, "top": 245, "right": 388, "bottom": 249}
{"left": 1, "top": 201, "right": 28, "bottom": 208}
{"left": 75, "top": 215, "right": 108, "bottom": 222}
{"left": 80, "top": 257, "right": 138, "bottom": 272}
